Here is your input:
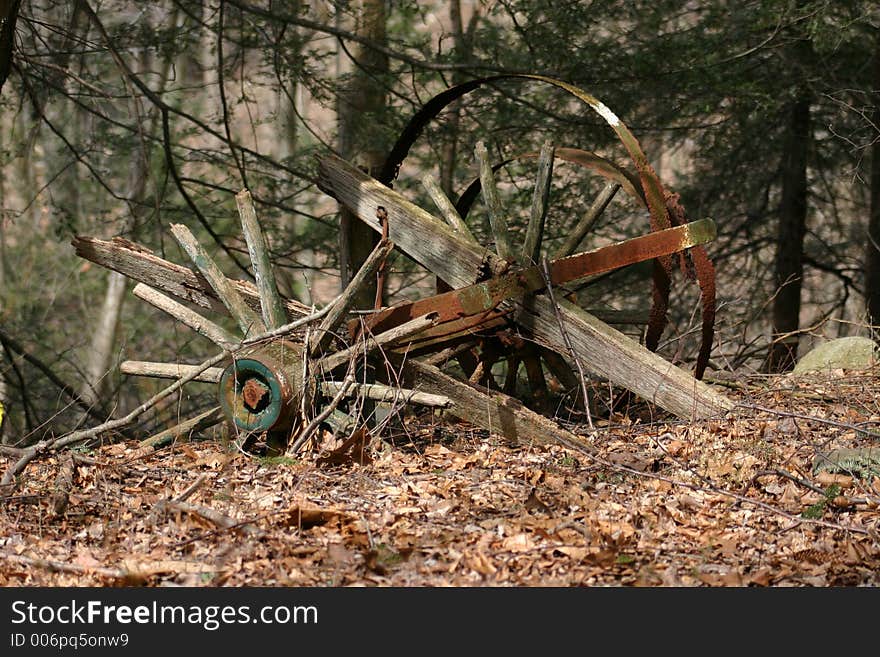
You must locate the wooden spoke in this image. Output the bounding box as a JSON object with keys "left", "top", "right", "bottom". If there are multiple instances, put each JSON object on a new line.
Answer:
{"left": 405, "top": 359, "right": 594, "bottom": 451}
{"left": 133, "top": 283, "right": 239, "bottom": 349}
{"left": 170, "top": 223, "right": 267, "bottom": 337}
{"left": 540, "top": 349, "right": 580, "bottom": 394}
{"left": 474, "top": 141, "right": 515, "bottom": 261}
{"left": 72, "top": 236, "right": 311, "bottom": 319}
{"left": 235, "top": 189, "right": 287, "bottom": 330}
{"left": 120, "top": 360, "right": 224, "bottom": 383}
{"left": 468, "top": 341, "right": 501, "bottom": 390}
{"left": 319, "top": 381, "right": 450, "bottom": 408}
{"left": 139, "top": 406, "right": 225, "bottom": 450}
{"left": 522, "top": 349, "right": 549, "bottom": 411}
{"left": 318, "top": 313, "right": 439, "bottom": 373}
{"left": 418, "top": 340, "right": 480, "bottom": 368}
{"left": 553, "top": 181, "right": 620, "bottom": 259}
{"left": 522, "top": 140, "right": 555, "bottom": 264}
{"left": 503, "top": 355, "right": 521, "bottom": 395}
{"left": 421, "top": 173, "right": 477, "bottom": 243}
{"left": 309, "top": 238, "right": 393, "bottom": 358}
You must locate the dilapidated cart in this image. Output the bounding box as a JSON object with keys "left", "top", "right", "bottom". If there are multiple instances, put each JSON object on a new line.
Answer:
{"left": 73, "top": 75, "right": 733, "bottom": 454}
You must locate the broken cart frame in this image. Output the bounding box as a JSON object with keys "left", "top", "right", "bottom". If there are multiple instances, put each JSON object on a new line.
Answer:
{"left": 72, "top": 76, "right": 733, "bottom": 453}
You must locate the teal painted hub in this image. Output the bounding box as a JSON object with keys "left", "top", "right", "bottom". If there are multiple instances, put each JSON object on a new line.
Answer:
{"left": 219, "top": 358, "right": 292, "bottom": 432}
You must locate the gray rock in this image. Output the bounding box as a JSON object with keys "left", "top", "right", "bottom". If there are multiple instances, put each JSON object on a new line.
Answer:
{"left": 792, "top": 336, "right": 878, "bottom": 375}
{"left": 813, "top": 448, "right": 880, "bottom": 479}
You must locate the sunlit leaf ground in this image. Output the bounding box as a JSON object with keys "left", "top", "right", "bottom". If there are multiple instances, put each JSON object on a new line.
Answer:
{"left": 2, "top": 369, "right": 879, "bottom": 587}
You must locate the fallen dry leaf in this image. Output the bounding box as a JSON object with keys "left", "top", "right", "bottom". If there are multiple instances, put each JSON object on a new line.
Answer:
{"left": 2, "top": 369, "right": 879, "bottom": 587}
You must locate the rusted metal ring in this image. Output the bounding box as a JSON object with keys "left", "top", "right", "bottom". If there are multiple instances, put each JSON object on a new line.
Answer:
{"left": 218, "top": 356, "right": 297, "bottom": 433}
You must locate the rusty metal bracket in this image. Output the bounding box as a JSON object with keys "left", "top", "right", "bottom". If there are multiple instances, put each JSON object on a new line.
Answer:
{"left": 356, "top": 218, "right": 716, "bottom": 348}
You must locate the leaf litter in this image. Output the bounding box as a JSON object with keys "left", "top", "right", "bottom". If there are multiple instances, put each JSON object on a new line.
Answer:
{"left": 1, "top": 369, "right": 879, "bottom": 587}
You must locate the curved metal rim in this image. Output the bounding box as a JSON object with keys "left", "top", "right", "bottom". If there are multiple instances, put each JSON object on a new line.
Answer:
{"left": 378, "top": 73, "right": 716, "bottom": 379}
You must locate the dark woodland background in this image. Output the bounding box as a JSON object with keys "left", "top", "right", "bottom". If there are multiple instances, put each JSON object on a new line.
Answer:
{"left": 1, "top": 0, "right": 878, "bottom": 444}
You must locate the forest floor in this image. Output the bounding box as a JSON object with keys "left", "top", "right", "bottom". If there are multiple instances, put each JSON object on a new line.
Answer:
{"left": 2, "top": 368, "right": 880, "bottom": 587}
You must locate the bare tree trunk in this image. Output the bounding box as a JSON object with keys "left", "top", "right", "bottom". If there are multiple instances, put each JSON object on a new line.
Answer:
{"left": 78, "top": 34, "right": 155, "bottom": 408}
{"left": 768, "top": 92, "right": 811, "bottom": 372}
{"left": 337, "top": 0, "right": 387, "bottom": 308}
{"left": 865, "top": 28, "right": 880, "bottom": 333}
{"left": 439, "top": 0, "right": 473, "bottom": 197}
{"left": 276, "top": 0, "right": 304, "bottom": 159}
{"left": 0, "top": 114, "right": 6, "bottom": 439}
{"left": 0, "top": 8, "right": 10, "bottom": 440}
{"left": 273, "top": 0, "right": 313, "bottom": 302}
{"left": 0, "top": 115, "right": 6, "bottom": 291}
{"left": 434, "top": 1, "right": 479, "bottom": 300}
{"left": 79, "top": 122, "right": 144, "bottom": 407}
{"left": 79, "top": 271, "right": 127, "bottom": 407}
{"left": 0, "top": 367, "right": 6, "bottom": 442}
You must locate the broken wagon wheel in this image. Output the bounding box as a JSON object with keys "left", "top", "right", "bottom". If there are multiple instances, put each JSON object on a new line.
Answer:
{"left": 76, "top": 181, "right": 623, "bottom": 456}
{"left": 411, "top": 141, "right": 596, "bottom": 414}
{"left": 318, "top": 78, "right": 728, "bottom": 427}
{"left": 393, "top": 134, "right": 687, "bottom": 417}
{"left": 75, "top": 191, "right": 441, "bottom": 456}
{"left": 72, "top": 75, "right": 731, "bottom": 458}
{"left": 74, "top": 167, "right": 724, "bottom": 457}
{"left": 436, "top": 144, "right": 665, "bottom": 414}
{"left": 377, "top": 74, "right": 718, "bottom": 382}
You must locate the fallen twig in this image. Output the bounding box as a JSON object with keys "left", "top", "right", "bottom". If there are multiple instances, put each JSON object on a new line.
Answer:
{"left": 738, "top": 403, "right": 880, "bottom": 440}
{"left": 750, "top": 468, "right": 876, "bottom": 508}
{"left": 0, "top": 551, "right": 218, "bottom": 580}
{"left": 173, "top": 474, "right": 208, "bottom": 503}
{"left": 751, "top": 468, "right": 825, "bottom": 496}
{"left": 540, "top": 256, "right": 594, "bottom": 429}
{"left": 0, "top": 551, "right": 131, "bottom": 580}
{"left": 49, "top": 453, "right": 77, "bottom": 517}
{"left": 289, "top": 374, "right": 357, "bottom": 455}
{"left": 163, "top": 500, "right": 263, "bottom": 537}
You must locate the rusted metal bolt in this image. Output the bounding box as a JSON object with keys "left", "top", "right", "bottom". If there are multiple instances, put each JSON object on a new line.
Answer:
{"left": 241, "top": 377, "right": 270, "bottom": 413}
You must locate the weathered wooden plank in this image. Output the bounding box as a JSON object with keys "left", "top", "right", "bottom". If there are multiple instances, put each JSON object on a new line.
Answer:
{"left": 317, "top": 155, "right": 732, "bottom": 420}
{"left": 517, "top": 296, "right": 734, "bottom": 419}
{"left": 132, "top": 283, "right": 239, "bottom": 349}
{"left": 71, "top": 236, "right": 311, "bottom": 319}
{"left": 170, "top": 223, "right": 267, "bottom": 336}
{"left": 317, "top": 155, "right": 508, "bottom": 290}
{"left": 406, "top": 359, "right": 593, "bottom": 451}
{"left": 236, "top": 189, "right": 287, "bottom": 329}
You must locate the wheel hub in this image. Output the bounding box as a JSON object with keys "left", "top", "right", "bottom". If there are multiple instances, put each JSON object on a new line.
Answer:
{"left": 218, "top": 342, "right": 305, "bottom": 433}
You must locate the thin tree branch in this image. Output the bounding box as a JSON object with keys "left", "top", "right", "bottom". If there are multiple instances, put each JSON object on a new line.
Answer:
{"left": 0, "top": 327, "right": 109, "bottom": 424}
